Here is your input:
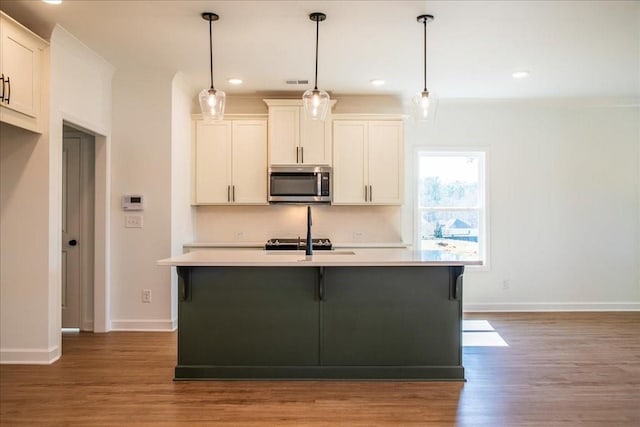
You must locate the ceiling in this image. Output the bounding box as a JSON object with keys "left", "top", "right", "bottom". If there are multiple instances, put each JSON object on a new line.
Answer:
{"left": 1, "top": 0, "right": 639, "bottom": 100}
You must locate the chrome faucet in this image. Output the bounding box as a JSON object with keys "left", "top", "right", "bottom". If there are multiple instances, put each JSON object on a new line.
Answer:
{"left": 305, "top": 206, "right": 313, "bottom": 256}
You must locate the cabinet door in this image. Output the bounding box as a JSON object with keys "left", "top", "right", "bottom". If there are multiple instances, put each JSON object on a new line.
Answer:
{"left": 268, "top": 106, "right": 299, "bottom": 165}
{"left": 332, "top": 121, "right": 368, "bottom": 204}
{"left": 194, "top": 120, "right": 232, "bottom": 204}
{"left": 300, "top": 113, "right": 331, "bottom": 165}
{"left": 0, "top": 14, "right": 45, "bottom": 132}
{"left": 179, "top": 267, "right": 320, "bottom": 367}
{"left": 231, "top": 120, "right": 267, "bottom": 204}
{"left": 368, "top": 121, "right": 403, "bottom": 205}
{"left": 321, "top": 267, "right": 462, "bottom": 367}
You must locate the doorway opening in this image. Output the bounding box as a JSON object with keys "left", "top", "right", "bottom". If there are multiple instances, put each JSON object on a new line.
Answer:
{"left": 62, "top": 124, "right": 95, "bottom": 331}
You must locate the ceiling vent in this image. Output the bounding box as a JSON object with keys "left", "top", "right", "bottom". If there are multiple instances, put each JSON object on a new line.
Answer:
{"left": 286, "top": 79, "right": 309, "bottom": 85}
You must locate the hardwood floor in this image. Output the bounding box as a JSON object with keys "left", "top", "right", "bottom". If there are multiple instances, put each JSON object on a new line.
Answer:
{"left": 1, "top": 312, "right": 639, "bottom": 426}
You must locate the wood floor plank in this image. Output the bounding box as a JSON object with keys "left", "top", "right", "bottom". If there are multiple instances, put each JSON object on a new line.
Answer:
{"left": 1, "top": 312, "right": 639, "bottom": 426}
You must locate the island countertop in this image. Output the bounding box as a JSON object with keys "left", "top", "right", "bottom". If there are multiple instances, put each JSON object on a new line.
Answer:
{"left": 157, "top": 248, "right": 482, "bottom": 267}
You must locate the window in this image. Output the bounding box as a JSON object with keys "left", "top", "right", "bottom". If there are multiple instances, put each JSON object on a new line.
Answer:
{"left": 416, "top": 151, "right": 487, "bottom": 264}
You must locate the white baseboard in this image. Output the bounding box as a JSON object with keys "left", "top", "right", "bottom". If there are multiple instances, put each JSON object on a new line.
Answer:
{"left": 110, "top": 318, "right": 177, "bottom": 332}
{"left": 0, "top": 345, "right": 60, "bottom": 365}
{"left": 464, "top": 302, "right": 640, "bottom": 312}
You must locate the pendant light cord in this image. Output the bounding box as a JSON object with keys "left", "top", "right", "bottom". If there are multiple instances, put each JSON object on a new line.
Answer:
{"left": 423, "top": 18, "right": 427, "bottom": 92}
{"left": 314, "top": 17, "right": 319, "bottom": 90}
{"left": 209, "top": 17, "right": 215, "bottom": 90}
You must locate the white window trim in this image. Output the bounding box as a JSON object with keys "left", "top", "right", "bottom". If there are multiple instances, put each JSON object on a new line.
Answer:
{"left": 413, "top": 147, "right": 490, "bottom": 271}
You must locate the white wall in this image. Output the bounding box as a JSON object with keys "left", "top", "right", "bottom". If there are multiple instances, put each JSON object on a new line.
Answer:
{"left": 1, "top": 24, "right": 113, "bottom": 364}
{"left": 405, "top": 98, "right": 640, "bottom": 310}
{"left": 194, "top": 97, "right": 640, "bottom": 309}
{"left": 0, "top": 123, "right": 52, "bottom": 363}
{"left": 196, "top": 205, "right": 402, "bottom": 244}
{"left": 193, "top": 96, "right": 639, "bottom": 310}
{"left": 170, "top": 73, "right": 196, "bottom": 325}
{"left": 49, "top": 26, "right": 113, "bottom": 336}
{"left": 110, "top": 67, "right": 174, "bottom": 330}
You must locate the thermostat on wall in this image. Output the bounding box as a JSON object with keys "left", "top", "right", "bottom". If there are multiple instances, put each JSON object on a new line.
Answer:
{"left": 122, "top": 194, "right": 144, "bottom": 211}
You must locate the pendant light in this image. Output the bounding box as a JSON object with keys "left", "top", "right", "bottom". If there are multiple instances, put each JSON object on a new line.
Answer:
{"left": 199, "top": 12, "right": 226, "bottom": 121}
{"left": 302, "top": 12, "right": 330, "bottom": 121}
{"left": 414, "top": 14, "right": 434, "bottom": 121}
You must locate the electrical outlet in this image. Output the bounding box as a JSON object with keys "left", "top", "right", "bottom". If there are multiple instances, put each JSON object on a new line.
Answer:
{"left": 142, "top": 289, "right": 152, "bottom": 303}
{"left": 353, "top": 231, "right": 364, "bottom": 241}
{"left": 502, "top": 280, "right": 510, "bottom": 290}
{"left": 235, "top": 231, "right": 244, "bottom": 240}
{"left": 125, "top": 215, "right": 143, "bottom": 228}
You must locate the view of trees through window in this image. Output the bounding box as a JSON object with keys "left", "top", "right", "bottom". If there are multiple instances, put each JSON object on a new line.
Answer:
{"left": 418, "top": 152, "right": 485, "bottom": 261}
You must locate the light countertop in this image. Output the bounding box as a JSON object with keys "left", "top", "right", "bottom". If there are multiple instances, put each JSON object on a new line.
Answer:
{"left": 183, "top": 242, "right": 410, "bottom": 249}
{"left": 158, "top": 248, "right": 482, "bottom": 267}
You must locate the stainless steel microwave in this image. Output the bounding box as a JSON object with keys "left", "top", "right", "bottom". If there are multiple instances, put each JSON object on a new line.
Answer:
{"left": 268, "top": 165, "right": 331, "bottom": 204}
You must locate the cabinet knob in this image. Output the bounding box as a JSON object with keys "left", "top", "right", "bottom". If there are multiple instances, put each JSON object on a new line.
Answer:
{"left": 68, "top": 239, "right": 78, "bottom": 247}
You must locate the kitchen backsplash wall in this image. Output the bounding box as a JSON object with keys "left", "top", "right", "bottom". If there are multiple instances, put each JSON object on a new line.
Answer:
{"left": 195, "top": 205, "right": 403, "bottom": 244}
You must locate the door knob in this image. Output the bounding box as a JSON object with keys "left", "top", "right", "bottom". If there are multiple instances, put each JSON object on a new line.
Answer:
{"left": 68, "top": 239, "right": 78, "bottom": 246}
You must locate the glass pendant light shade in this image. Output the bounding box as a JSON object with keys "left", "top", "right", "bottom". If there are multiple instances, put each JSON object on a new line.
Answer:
{"left": 413, "top": 90, "right": 430, "bottom": 121}
{"left": 199, "top": 87, "right": 226, "bottom": 121}
{"left": 302, "top": 88, "right": 330, "bottom": 121}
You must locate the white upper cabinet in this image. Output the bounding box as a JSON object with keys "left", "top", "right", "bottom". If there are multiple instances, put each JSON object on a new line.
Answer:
{"left": 0, "top": 12, "right": 48, "bottom": 133}
{"left": 231, "top": 121, "right": 268, "bottom": 204}
{"left": 193, "top": 119, "right": 267, "bottom": 205}
{"left": 264, "top": 99, "right": 335, "bottom": 165}
{"left": 332, "top": 119, "right": 404, "bottom": 205}
{"left": 268, "top": 106, "right": 300, "bottom": 164}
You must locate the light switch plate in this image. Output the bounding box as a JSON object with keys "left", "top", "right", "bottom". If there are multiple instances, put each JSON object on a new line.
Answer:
{"left": 125, "top": 215, "right": 143, "bottom": 228}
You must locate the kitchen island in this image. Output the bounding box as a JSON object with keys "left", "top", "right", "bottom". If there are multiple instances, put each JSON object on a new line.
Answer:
{"left": 158, "top": 249, "right": 481, "bottom": 381}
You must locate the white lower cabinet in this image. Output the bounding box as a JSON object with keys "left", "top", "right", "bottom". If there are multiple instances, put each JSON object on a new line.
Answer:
{"left": 194, "top": 119, "right": 267, "bottom": 205}
{"left": 332, "top": 120, "right": 403, "bottom": 205}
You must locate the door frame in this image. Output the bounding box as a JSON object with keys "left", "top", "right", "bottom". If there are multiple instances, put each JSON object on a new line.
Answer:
{"left": 61, "top": 119, "right": 110, "bottom": 333}
{"left": 62, "top": 126, "right": 95, "bottom": 330}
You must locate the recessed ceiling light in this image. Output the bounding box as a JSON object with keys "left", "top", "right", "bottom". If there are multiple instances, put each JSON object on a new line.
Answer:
{"left": 42, "top": 0, "right": 62, "bottom": 4}
{"left": 370, "top": 79, "right": 385, "bottom": 86}
{"left": 512, "top": 71, "right": 530, "bottom": 79}
{"left": 227, "top": 78, "right": 243, "bottom": 85}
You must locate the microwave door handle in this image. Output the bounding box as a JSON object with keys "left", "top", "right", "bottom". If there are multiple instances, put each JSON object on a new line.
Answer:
{"left": 317, "top": 173, "right": 322, "bottom": 196}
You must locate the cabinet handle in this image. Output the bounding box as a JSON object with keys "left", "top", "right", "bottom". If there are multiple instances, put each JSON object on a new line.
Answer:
{"left": 369, "top": 185, "right": 373, "bottom": 202}
{"left": 296, "top": 147, "right": 299, "bottom": 163}
{"left": 318, "top": 267, "right": 325, "bottom": 301}
{"left": 227, "top": 185, "right": 230, "bottom": 202}
{"left": 450, "top": 266, "right": 464, "bottom": 301}
{"left": 364, "top": 185, "right": 368, "bottom": 202}
{"left": 5, "top": 76, "right": 9, "bottom": 104}
{"left": 300, "top": 146, "right": 304, "bottom": 164}
{"left": 232, "top": 185, "right": 235, "bottom": 202}
{"left": 0, "top": 74, "right": 4, "bottom": 102}
{"left": 177, "top": 267, "right": 191, "bottom": 302}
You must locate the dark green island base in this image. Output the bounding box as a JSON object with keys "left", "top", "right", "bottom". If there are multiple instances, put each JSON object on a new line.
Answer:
{"left": 175, "top": 265, "right": 465, "bottom": 381}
